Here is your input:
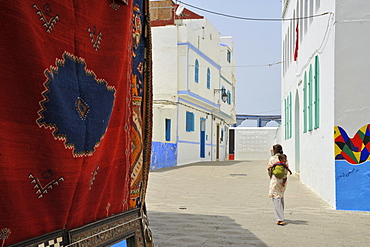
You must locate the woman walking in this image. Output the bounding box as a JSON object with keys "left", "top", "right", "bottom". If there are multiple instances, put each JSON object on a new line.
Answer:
{"left": 267, "top": 144, "right": 292, "bottom": 225}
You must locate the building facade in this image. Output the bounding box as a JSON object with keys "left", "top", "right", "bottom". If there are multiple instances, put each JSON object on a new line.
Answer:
{"left": 149, "top": 0, "right": 236, "bottom": 169}
{"left": 280, "top": 0, "right": 370, "bottom": 211}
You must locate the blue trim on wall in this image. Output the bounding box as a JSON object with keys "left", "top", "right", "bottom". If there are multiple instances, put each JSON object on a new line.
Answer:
{"left": 177, "top": 141, "right": 224, "bottom": 148}
{"left": 178, "top": 95, "right": 217, "bottom": 111}
{"left": 219, "top": 110, "right": 232, "bottom": 119}
{"left": 178, "top": 140, "right": 200, "bottom": 145}
{"left": 335, "top": 160, "right": 370, "bottom": 211}
{"left": 151, "top": 142, "right": 178, "bottom": 170}
{"left": 178, "top": 42, "right": 221, "bottom": 70}
{"left": 220, "top": 75, "right": 232, "bottom": 85}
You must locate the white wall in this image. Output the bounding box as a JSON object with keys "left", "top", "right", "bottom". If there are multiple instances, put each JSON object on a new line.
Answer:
{"left": 280, "top": 0, "right": 336, "bottom": 207}
{"left": 334, "top": 0, "right": 370, "bottom": 134}
{"left": 181, "top": 19, "right": 221, "bottom": 63}
{"left": 152, "top": 26, "right": 178, "bottom": 101}
{"left": 232, "top": 127, "right": 278, "bottom": 160}
{"left": 152, "top": 104, "right": 177, "bottom": 143}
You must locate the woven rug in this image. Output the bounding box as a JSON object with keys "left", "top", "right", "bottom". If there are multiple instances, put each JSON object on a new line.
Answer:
{"left": 0, "top": 0, "right": 152, "bottom": 245}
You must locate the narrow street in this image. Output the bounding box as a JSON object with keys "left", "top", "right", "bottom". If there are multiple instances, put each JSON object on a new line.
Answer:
{"left": 146, "top": 160, "right": 370, "bottom": 247}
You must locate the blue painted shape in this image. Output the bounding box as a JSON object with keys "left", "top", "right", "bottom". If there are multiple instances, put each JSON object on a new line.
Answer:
{"left": 178, "top": 91, "right": 219, "bottom": 108}
{"left": 151, "top": 142, "right": 177, "bottom": 170}
{"left": 336, "top": 160, "right": 370, "bottom": 211}
{"left": 221, "top": 74, "right": 232, "bottom": 85}
{"left": 177, "top": 42, "right": 221, "bottom": 70}
{"left": 111, "top": 240, "right": 127, "bottom": 247}
{"left": 37, "top": 53, "right": 115, "bottom": 156}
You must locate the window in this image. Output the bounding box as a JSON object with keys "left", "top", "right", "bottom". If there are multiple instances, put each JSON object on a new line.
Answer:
{"left": 165, "top": 119, "right": 171, "bottom": 141}
{"left": 227, "top": 50, "right": 231, "bottom": 63}
{"left": 186, "top": 111, "right": 194, "bottom": 132}
{"left": 304, "top": 0, "right": 308, "bottom": 35}
{"left": 283, "top": 39, "right": 286, "bottom": 74}
{"left": 314, "top": 56, "right": 320, "bottom": 128}
{"left": 289, "top": 92, "right": 292, "bottom": 138}
{"left": 315, "top": 0, "right": 320, "bottom": 12}
{"left": 284, "top": 98, "right": 287, "bottom": 140}
{"left": 308, "top": 64, "right": 313, "bottom": 131}
{"left": 303, "top": 72, "right": 307, "bottom": 133}
{"left": 285, "top": 93, "right": 293, "bottom": 139}
{"left": 300, "top": 0, "right": 303, "bottom": 42}
{"left": 227, "top": 90, "right": 231, "bottom": 105}
{"left": 309, "top": 0, "right": 314, "bottom": 24}
{"left": 195, "top": 59, "right": 199, "bottom": 83}
{"left": 289, "top": 21, "right": 292, "bottom": 65}
{"left": 207, "top": 68, "right": 211, "bottom": 89}
{"left": 221, "top": 129, "right": 224, "bottom": 142}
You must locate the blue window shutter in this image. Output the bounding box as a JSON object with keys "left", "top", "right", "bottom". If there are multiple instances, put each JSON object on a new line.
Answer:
{"left": 308, "top": 64, "right": 313, "bottom": 131}
{"left": 195, "top": 60, "right": 199, "bottom": 83}
{"left": 207, "top": 68, "right": 210, "bottom": 89}
{"left": 303, "top": 72, "right": 307, "bottom": 133}
{"left": 186, "top": 111, "right": 194, "bottom": 132}
{"left": 186, "top": 112, "right": 190, "bottom": 132}
{"left": 314, "top": 55, "right": 320, "bottom": 129}
{"left": 284, "top": 98, "right": 287, "bottom": 140}
{"left": 191, "top": 112, "right": 194, "bottom": 131}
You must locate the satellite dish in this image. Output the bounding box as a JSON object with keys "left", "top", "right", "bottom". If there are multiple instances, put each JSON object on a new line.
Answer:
{"left": 175, "top": 4, "right": 185, "bottom": 16}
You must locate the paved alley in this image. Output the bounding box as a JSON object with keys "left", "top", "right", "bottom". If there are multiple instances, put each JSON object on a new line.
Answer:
{"left": 146, "top": 160, "right": 370, "bottom": 247}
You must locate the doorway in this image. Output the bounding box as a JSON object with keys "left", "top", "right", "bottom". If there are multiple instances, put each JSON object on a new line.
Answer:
{"left": 216, "top": 124, "right": 220, "bottom": 160}
{"left": 200, "top": 118, "right": 206, "bottom": 158}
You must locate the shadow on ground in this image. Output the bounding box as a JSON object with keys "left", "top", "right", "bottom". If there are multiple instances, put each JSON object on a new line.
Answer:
{"left": 285, "top": 219, "right": 309, "bottom": 225}
{"left": 151, "top": 160, "right": 250, "bottom": 173}
{"left": 147, "top": 211, "right": 267, "bottom": 247}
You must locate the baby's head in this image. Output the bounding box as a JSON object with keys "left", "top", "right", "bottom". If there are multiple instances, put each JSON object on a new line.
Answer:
{"left": 278, "top": 154, "right": 287, "bottom": 162}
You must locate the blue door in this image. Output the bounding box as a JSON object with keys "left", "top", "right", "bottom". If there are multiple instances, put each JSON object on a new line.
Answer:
{"left": 200, "top": 118, "right": 206, "bottom": 158}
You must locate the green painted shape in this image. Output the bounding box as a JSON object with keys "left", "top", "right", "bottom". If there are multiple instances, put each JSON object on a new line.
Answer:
{"left": 342, "top": 144, "right": 358, "bottom": 163}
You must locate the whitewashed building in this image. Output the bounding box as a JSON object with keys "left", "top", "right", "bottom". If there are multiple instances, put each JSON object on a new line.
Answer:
{"left": 149, "top": 0, "right": 236, "bottom": 169}
{"left": 280, "top": 0, "right": 370, "bottom": 211}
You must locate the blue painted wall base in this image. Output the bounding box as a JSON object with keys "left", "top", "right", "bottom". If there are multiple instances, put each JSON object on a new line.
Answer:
{"left": 336, "top": 160, "right": 370, "bottom": 211}
{"left": 151, "top": 142, "right": 177, "bottom": 170}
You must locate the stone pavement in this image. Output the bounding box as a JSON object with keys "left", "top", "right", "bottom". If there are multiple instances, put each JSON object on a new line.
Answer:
{"left": 145, "top": 160, "right": 370, "bottom": 247}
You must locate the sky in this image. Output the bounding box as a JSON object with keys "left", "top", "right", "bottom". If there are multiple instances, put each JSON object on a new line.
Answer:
{"left": 172, "top": 0, "right": 283, "bottom": 123}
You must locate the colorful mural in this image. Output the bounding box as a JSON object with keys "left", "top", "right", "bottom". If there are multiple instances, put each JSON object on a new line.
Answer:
{"left": 334, "top": 125, "right": 370, "bottom": 164}
{"left": 334, "top": 125, "right": 370, "bottom": 211}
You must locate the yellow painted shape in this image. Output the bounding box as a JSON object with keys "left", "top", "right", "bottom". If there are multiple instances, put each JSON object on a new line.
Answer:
{"left": 334, "top": 143, "right": 342, "bottom": 157}
{"left": 359, "top": 125, "right": 367, "bottom": 135}
{"left": 353, "top": 151, "right": 361, "bottom": 163}
{"left": 334, "top": 126, "right": 341, "bottom": 139}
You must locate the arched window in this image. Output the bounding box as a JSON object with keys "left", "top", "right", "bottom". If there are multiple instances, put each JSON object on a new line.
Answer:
{"left": 314, "top": 56, "right": 320, "bottom": 128}
{"left": 206, "top": 68, "right": 210, "bottom": 89}
{"left": 289, "top": 92, "right": 292, "bottom": 138}
{"left": 284, "top": 93, "right": 293, "bottom": 139}
{"left": 309, "top": 0, "right": 314, "bottom": 24}
{"left": 315, "top": 0, "right": 320, "bottom": 12}
{"left": 308, "top": 64, "right": 313, "bottom": 131}
{"left": 303, "top": 72, "right": 307, "bottom": 133}
{"left": 195, "top": 59, "right": 199, "bottom": 83}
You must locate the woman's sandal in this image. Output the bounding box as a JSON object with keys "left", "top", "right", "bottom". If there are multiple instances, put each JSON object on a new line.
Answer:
{"left": 277, "top": 221, "right": 286, "bottom": 225}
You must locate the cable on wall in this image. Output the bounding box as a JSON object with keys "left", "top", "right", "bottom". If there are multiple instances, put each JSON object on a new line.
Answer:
{"left": 176, "top": 0, "right": 329, "bottom": 22}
